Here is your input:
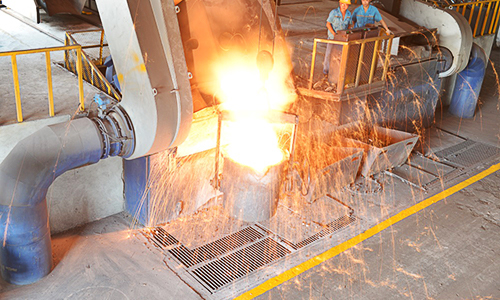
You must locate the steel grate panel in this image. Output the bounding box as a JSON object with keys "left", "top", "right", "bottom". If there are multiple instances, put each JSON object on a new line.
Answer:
{"left": 168, "top": 226, "right": 264, "bottom": 268}
{"left": 423, "top": 169, "right": 465, "bottom": 190}
{"left": 259, "top": 214, "right": 356, "bottom": 250}
{"left": 444, "top": 143, "right": 500, "bottom": 167}
{"left": 146, "top": 205, "right": 357, "bottom": 297}
{"left": 434, "top": 140, "right": 476, "bottom": 158}
{"left": 152, "top": 227, "right": 179, "bottom": 248}
{"left": 294, "top": 215, "right": 356, "bottom": 249}
{"left": 191, "top": 237, "right": 291, "bottom": 292}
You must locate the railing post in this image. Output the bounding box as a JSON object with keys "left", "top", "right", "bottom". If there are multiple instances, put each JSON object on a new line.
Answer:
{"left": 355, "top": 42, "right": 366, "bottom": 87}
{"left": 474, "top": 3, "right": 485, "bottom": 37}
{"left": 45, "top": 51, "right": 55, "bottom": 117}
{"left": 77, "top": 47, "right": 85, "bottom": 111}
{"left": 482, "top": 2, "right": 493, "bottom": 36}
{"left": 489, "top": 1, "right": 500, "bottom": 34}
{"left": 337, "top": 43, "right": 349, "bottom": 95}
{"left": 468, "top": 3, "right": 476, "bottom": 24}
{"left": 382, "top": 37, "right": 393, "bottom": 81}
{"left": 493, "top": 1, "right": 500, "bottom": 34}
{"left": 368, "top": 40, "right": 381, "bottom": 84}
{"left": 308, "top": 39, "right": 319, "bottom": 90}
{"left": 11, "top": 54, "right": 23, "bottom": 122}
{"left": 99, "top": 29, "right": 105, "bottom": 65}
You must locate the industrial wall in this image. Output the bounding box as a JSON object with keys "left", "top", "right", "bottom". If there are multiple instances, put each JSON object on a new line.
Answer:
{"left": 0, "top": 115, "right": 124, "bottom": 234}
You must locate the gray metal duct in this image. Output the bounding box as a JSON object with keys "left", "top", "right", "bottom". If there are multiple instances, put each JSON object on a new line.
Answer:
{"left": 0, "top": 118, "right": 103, "bottom": 284}
{"left": 0, "top": 102, "right": 133, "bottom": 285}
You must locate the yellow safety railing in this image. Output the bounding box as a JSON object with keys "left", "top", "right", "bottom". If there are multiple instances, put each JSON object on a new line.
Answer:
{"left": 308, "top": 33, "right": 394, "bottom": 95}
{"left": 66, "top": 29, "right": 106, "bottom": 65}
{"left": 0, "top": 45, "right": 85, "bottom": 123}
{"left": 449, "top": 0, "right": 500, "bottom": 37}
{"left": 64, "top": 30, "right": 121, "bottom": 100}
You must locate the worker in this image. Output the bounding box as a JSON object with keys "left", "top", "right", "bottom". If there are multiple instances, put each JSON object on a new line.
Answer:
{"left": 323, "top": 0, "right": 352, "bottom": 76}
{"left": 352, "top": 0, "right": 391, "bottom": 35}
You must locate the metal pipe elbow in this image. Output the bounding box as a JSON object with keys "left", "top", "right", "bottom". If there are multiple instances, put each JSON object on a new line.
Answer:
{"left": 0, "top": 118, "right": 103, "bottom": 285}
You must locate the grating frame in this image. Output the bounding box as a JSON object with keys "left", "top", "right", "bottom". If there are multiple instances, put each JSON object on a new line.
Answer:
{"left": 435, "top": 140, "right": 500, "bottom": 167}
{"left": 444, "top": 143, "right": 500, "bottom": 167}
{"left": 146, "top": 205, "right": 357, "bottom": 298}
{"left": 258, "top": 214, "right": 357, "bottom": 250}
{"left": 167, "top": 226, "right": 264, "bottom": 268}
{"left": 151, "top": 227, "right": 179, "bottom": 248}
{"left": 191, "top": 237, "right": 291, "bottom": 292}
{"left": 433, "top": 140, "right": 476, "bottom": 158}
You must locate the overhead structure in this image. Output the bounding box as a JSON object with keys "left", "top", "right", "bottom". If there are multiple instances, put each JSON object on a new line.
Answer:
{"left": 399, "top": 0, "right": 473, "bottom": 77}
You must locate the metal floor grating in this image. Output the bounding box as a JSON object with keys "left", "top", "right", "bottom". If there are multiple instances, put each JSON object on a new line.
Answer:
{"left": 433, "top": 140, "right": 476, "bottom": 158}
{"left": 392, "top": 139, "right": 499, "bottom": 190}
{"left": 192, "top": 237, "right": 290, "bottom": 291}
{"left": 258, "top": 214, "right": 356, "bottom": 250}
{"left": 147, "top": 207, "right": 356, "bottom": 298}
{"left": 435, "top": 140, "right": 500, "bottom": 167}
{"left": 168, "top": 226, "right": 264, "bottom": 268}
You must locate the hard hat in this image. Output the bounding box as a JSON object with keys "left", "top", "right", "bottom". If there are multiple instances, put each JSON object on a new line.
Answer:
{"left": 340, "top": 0, "right": 351, "bottom": 4}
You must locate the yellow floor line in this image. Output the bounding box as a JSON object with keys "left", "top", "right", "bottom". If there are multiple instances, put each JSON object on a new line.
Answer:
{"left": 236, "top": 162, "right": 500, "bottom": 300}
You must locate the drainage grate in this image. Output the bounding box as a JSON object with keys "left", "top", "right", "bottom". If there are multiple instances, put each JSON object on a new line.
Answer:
{"left": 168, "top": 226, "right": 264, "bottom": 268}
{"left": 279, "top": 215, "right": 357, "bottom": 250}
{"left": 444, "top": 143, "right": 500, "bottom": 167}
{"left": 191, "top": 237, "right": 290, "bottom": 292}
{"left": 423, "top": 168, "right": 465, "bottom": 190}
{"left": 146, "top": 204, "right": 357, "bottom": 298}
{"left": 152, "top": 227, "right": 179, "bottom": 248}
{"left": 434, "top": 140, "right": 476, "bottom": 158}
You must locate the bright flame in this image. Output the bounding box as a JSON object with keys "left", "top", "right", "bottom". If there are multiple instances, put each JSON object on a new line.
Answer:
{"left": 224, "top": 119, "right": 284, "bottom": 172}
{"left": 214, "top": 51, "right": 295, "bottom": 172}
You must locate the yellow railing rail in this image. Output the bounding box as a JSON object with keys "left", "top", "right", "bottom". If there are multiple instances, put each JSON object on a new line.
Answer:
{"left": 449, "top": 0, "right": 500, "bottom": 37}
{"left": 0, "top": 45, "right": 85, "bottom": 123}
{"left": 65, "top": 29, "right": 107, "bottom": 65}
{"left": 64, "top": 30, "right": 121, "bottom": 101}
{"left": 308, "top": 33, "right": 394, "bottom": 95}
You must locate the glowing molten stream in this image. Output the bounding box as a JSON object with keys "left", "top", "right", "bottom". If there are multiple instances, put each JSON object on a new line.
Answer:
{"left": 224, "top": 119, "right": 284, "bottom": 172}
{"left": 217, "top": 56, "right": 292, "bottom": 172}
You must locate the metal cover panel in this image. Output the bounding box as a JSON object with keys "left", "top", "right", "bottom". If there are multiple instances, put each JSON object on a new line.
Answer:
{"left": 145, "top": 200, "right": 357, "bottom": 297}
{"left": 434, "top": 139, "right": 476, "bottom": 158}
{"left": 161, "top": 205, "right": 251, "bottom": 249}
{"left": 298, "top": 195, "right": 352, "bottom": 226}
{"left": 151, "top": 227, "right": 179, "bottom": 249}
{"left": 443, "top": 142, "right": 500, "bottom": 167}
{"left": 390, "top": 164, "right": 437, "bottom": 187}
{"left": 407, "top": 154, "right": 455, "bottom": 177}
{"left": 259, "top": 205, "right": 324, "bottom": 244}
{"left": 191, "top": 237, "right": 290, "bottom": 292}
{"left": 167, "top": 226, "right": 264, "bottom": 268}
{"left": 293, "top": 215, "right": 356, "bottom": 249}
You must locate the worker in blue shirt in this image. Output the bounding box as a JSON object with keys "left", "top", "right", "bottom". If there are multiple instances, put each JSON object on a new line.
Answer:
{"left": 323, "top": 0, "right": 352, "bottom": 75}
{"left": 352, "top": 0, "right": 391, "bottom": 35}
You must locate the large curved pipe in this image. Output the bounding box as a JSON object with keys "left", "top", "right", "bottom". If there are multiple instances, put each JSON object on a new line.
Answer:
{"left": 0, "top": 118, "right": 103, "bottom": 285}
{"left": 0, "top": 99, "right": 135, "bottom": 286}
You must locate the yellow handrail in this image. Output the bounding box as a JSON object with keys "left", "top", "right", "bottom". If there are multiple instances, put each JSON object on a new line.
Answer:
{"left": 450, "top": 0, "right": 500, "bottom": 37}
{"left": 308, "top": 33, "right": 393, "bottom": 94}
{"left": 65, "top": 29, "right": 108, "bottom": 65}
{"left": 64, "top": 31, "right": 121, "bottom": 101}
{"left": 0, "top": 45, "right": 85, "bottom": 123}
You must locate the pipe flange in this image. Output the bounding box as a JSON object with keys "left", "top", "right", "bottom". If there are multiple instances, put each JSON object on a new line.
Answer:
{"left": 92, "top": 117, "right": 111, "bottom": 159}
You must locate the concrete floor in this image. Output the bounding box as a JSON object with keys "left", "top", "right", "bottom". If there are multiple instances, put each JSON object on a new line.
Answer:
{"left": 1, "top": 2, "right": 500, "bottom": 300}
